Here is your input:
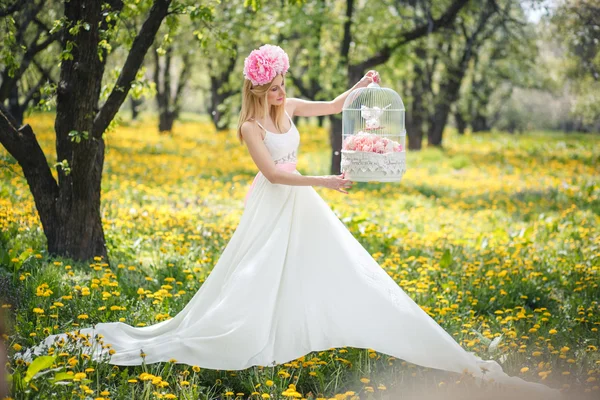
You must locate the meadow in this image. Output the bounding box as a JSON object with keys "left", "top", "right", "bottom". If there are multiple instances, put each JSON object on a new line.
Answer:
{"left": 0, "top": 113, "right": 598, "bottom": 399}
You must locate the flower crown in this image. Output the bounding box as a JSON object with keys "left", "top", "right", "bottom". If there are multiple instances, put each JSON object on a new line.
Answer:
{"left": 243, "top": 44, "right": 290, "bottom": 86}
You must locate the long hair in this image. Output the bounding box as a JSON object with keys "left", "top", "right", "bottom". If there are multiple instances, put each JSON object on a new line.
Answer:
{"left": 236, "top": 74, "right": 286, "bottom": 143}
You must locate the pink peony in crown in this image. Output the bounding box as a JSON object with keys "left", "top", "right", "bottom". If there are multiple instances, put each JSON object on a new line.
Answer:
{"left": 243, "top": 44, "right": 290, "bottom": 86}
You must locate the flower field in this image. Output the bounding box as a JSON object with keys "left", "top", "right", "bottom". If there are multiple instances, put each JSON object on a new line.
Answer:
{"left": 0, "top": 113, "right": 599, "bottom": 399}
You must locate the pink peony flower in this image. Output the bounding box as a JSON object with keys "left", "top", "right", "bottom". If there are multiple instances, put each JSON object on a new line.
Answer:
{"left": 373, "top": 141, "right": 386, "bottom": 153}
{"left": 342, "top": 132, "right": 404, "bottom": 154}
{"left": 243, "top": 44, "right": 290, "bottom": 86}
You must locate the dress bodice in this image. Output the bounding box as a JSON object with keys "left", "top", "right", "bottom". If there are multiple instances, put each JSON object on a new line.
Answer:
{"left": 254, "top": 111, "right": 300, "bottom": 164}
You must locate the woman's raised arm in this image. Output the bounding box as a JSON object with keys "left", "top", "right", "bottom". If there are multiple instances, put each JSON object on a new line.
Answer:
{"left": 287, "top": 70, "right": 380, "bottom": 118}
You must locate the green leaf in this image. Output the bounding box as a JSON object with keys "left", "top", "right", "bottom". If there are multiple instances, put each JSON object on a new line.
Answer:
{"left": 439, "top": 249, "right": 453, "bottom": 269}
{"left": 50, "top": 372, "right": 76, "bottom": 384}
{"left": 24, "top": 356, "right": 56, "bottom": 383}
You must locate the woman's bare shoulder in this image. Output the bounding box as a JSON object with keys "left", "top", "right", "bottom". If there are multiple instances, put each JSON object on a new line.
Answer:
{"left": 285, "top": 98, "right": 298, "bottom": 117}
{"left": 241, "top": 120, "right": 265, "bottom": 140}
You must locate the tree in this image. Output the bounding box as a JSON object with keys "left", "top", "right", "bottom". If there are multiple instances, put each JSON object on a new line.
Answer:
{"left": 153, "top": 44, "right": 192, "bottom": 132}
{"left": 205, "top": 1, "right": 249, "bottom": 132}
{"left": 0, "top": 0, "right": 178, "bottom": 261}
{"left": 0, "top": 0, "right": 62, "bottom": 125}
{"left": 279, "top": 0, "right": 470, "bottom": 173}
{"left": 426, "top": 0, "right": 503, "bottom": 146}
{"left": 550, "top": 0, "right": 600, "bottom": 130}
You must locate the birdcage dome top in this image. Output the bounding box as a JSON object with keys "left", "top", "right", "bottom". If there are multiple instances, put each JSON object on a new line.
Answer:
{"left": 342, "top": 82, "right": 405, "bottom": 112}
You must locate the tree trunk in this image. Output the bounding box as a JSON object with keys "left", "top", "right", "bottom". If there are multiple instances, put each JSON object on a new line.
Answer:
{"left": 8, "top": 85, "right": 24, "bottom": 126}
{"left": 329, "top": 114, "right": 343, "bottom": 175}
{"left": 130, "top": 96, "right": 142, "bottom": 120}
{"left": 159, "top": 111, "right": 176, "bottom": 132}
{"left": 455, "top": 109, "right": 467, "bottom": 134}
{"left": 209, "top": 52, "right": 237, "bottom": 132}
{"left": 209, "top": 77, "right": 232, "bottom": 132}
{"left": 471, "top": 113, "right": 489, "bottom": 132}
{"left": 407, "top": 47, "right": 427, "bottom": 150}
{"left": 428, "top": 64, "right": 466, "bottom": 146}
{"left": 52, "top": 0, "right": 108, "bottom": 259}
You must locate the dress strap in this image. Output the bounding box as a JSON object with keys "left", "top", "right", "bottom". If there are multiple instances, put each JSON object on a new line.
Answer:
{"left": 252, "top": 119, "right": 266, "bottom": 131}
{"left": 284, "top": 110, "right": 293, "bottom": 125}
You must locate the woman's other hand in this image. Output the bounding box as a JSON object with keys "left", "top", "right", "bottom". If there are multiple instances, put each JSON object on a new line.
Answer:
{"left": 318, "top": 172, "right": 354, "bottom": 194}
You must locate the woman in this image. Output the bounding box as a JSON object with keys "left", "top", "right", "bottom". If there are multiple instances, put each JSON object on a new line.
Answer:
{"left": 21, "top": 44, "right": 560, "bottom": 398}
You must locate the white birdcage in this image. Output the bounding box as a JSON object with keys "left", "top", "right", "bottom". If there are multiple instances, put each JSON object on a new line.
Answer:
{"left": 340, "top": 82, "right": 406, "bottom": 182}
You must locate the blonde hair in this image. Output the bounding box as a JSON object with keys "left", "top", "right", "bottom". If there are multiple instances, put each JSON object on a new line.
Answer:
{"left": 236, "top": 74, "right": 286, "bottom": 143}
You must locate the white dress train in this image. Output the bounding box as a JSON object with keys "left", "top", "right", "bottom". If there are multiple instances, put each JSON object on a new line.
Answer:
{"left": 19, "top": 111, "right": 561, "bottom": 398}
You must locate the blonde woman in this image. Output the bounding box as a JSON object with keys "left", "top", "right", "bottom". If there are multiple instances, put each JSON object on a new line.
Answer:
{"left": 21, "top": 45, "right": 559, "bottom": 398}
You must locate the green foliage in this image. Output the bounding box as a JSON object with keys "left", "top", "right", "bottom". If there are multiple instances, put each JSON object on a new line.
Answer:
{"left": 0, "top": 16, "right": 19, "bottom": 78}
{"left": 68, "top": 130, "right": 89, "bottom": 143}
{"left": 54, "top": 159, "right": 71, "bottom": 176}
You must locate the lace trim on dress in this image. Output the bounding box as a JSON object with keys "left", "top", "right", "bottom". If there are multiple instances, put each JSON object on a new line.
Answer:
{"left": 273, "top": 150, "right": 297, "bottom": 164}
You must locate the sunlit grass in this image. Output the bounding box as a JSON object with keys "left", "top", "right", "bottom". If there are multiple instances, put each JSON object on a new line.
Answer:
{"left": 0, "top": 113, "right": 598, "bottom": 399}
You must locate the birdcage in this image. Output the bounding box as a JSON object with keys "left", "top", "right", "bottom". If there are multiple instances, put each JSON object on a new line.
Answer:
{"left": 340, "top": 82, "right": 406, "bottom": 182}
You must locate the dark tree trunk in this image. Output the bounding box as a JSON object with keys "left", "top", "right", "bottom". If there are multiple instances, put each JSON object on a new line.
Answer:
{"left": 52, "top": 0, "right": 108, "bottom": 259}
{"left": 209, "top": 77, "right": 233, "bottom": 131}
{"left": 317, "top": 115, "right": 324, "bottom": 128}
{"left": 471, "top": 113, "right": 490, "bottom": 132}
{"left": 407, "top": 47, "right": 427, "bottom": 150}
{"left": 158, "top": 111, "right": 176, "bottom": 132}
{"left": 455, "top": 109, "right": 467, "bottom": 134}
{"left": 130, "top": 96, "right": 142, "bottom": 120}
{"left": 154, "top": 47, "right": 191, "bottom": 133}
{"left": 329, "top": 114, "right": 343, "bottom": 175}
{"left": 8, "top": 85, "right": 24, "bottom": 126}
{"left": 0, "top": 0, "right": 172, "bottom": 262}
{"left": 209, "top": 51, "right": 237, "bottom": 132}
{"left": 428, "top": 68, "right": 464, "bottom": 147}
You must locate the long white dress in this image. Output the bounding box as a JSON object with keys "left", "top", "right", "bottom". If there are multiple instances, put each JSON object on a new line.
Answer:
{"left": 19, "top": 111, "right": 560, "bottom": 397}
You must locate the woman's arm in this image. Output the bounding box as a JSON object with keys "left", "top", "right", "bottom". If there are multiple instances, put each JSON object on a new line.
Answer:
{"left": 287, "top": 70, "right": 379, "bottom": 118}
{"left": 240, "top": 121, "right": 352, "bottom": 192}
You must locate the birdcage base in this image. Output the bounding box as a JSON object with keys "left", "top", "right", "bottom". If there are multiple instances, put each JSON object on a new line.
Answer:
{"left": 341, "top": 150, "right": 406, "bottom": 183}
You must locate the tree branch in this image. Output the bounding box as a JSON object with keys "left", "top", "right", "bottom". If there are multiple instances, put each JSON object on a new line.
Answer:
{"left": 92, "top": 0, "right": 172, "bottom": 139}
{"left": 0, "top": 104, "right": 58, "bottom": 227}
{"left": 350, "top": 0, "right": 470, "bottom": 73}
{"left": 173, "top": 52, "right": 192, "bottom": 113}
{"left": 0, "top": 1, "right": 26, "bottom": 18}
{"left": 340, "top": 0, "right": 354, "bottom": 61}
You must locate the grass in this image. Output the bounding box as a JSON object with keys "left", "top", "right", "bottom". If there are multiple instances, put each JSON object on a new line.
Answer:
{"left": 0, "top": 113, "right": 598, "bottom": 399}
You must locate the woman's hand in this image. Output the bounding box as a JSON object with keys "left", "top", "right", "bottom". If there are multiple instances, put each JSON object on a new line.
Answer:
{"left": 356, "top": 70, "right": 380, "bottom": 88}
{"left": 318, "top": 172, "right": 354, "bottom": 194}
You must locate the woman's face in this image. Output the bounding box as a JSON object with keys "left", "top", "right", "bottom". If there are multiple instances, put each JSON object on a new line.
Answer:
{"left": 266, "top": 74, "right": 286, "bottom": 106}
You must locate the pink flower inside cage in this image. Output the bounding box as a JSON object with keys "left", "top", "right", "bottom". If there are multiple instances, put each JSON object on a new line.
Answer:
{"left": 342, "top": 132, "right": 403, "bottom": 154}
